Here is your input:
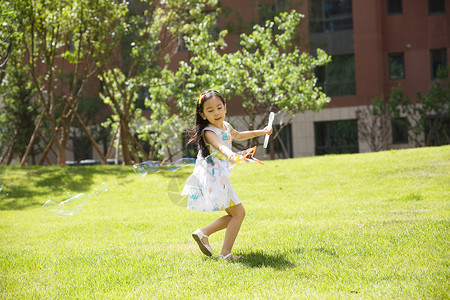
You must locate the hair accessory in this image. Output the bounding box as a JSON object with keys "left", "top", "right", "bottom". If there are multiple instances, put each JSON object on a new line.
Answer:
{"left": 197, "top": 90, "right": 223, "bottom": 106}
{"left": 212, "top": 91, "right": 223, "bottom": 98}
{"left": 197, "top": 93, "right": 205, "bottom": 105}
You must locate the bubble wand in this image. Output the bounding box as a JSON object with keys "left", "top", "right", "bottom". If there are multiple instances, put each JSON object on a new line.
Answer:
{"left": 233, "top": 146, "right": 264, "bottom": 165}
{"left": 263, "top": 112, "right": 275, "bottom": 148}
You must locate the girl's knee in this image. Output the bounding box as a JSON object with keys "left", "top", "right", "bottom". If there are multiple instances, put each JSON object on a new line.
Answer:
{"left": 228, "top": 203, "right": 245, "bottom": 219}
{"left": 239, "top": 205, "right": 246, "bottom": 219}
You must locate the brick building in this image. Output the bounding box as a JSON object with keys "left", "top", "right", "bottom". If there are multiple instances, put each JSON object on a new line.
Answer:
{"left": 59, "top": 0, "right": 449, "bottom": 164}
{"left": 206, "top": 0, "right": 449, "bottom": 160}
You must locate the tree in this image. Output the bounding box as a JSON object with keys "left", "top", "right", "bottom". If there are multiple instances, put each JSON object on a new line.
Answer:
{"left": 231, "top": 11, "right": 330, "bottom": 149}
{"left": 415, "top": 66, "right": 450, "bottom": 146}
{"left": 4, "top": 0, "right": 126, "bottom": 166}
{"left": 0, "top": 60, "right": 40, "bottom": 165}
{"left": 355, "top": 102, "right": 391, "bottom": 152}
{"left": 147, "top": 10, "right": 330, "bottom": 159}
{"left": 11, "top": 0, "right": 69, "bottom": 166}
{"left": 142, "top": 11, "right": 230, "bottom": 161}
{"left": 98, "top": 0, "right": 220, "bottom": 165}
{"left": 0, "top": 0, "right": 14, "bottom": 85}
{"left": 372, "top": 66, "right": 449, "bottom": 147}
{"left": 176, "top": 10, "right": 330, "bottom": 156}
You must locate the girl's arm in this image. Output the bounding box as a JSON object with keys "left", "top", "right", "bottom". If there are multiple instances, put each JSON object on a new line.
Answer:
{"left": 204, "top": 130, "right": 235, "bottom": 159}
{"left": 229, "top": 125, "right": 273, "bottom": 141}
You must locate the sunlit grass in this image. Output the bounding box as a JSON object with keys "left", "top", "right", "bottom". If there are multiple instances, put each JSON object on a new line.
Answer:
{"left": 0, "top": 146, "right": 449, "bottom": 299}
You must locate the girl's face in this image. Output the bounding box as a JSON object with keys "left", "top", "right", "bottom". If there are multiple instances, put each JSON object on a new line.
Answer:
{"left": 199, "top": 96, "right": 227, "bottom": 129}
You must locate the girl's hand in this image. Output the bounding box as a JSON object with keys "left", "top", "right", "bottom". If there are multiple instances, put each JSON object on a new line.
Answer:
{"left": 263, "top": 125, "right": 273, "bottom": 135}
{"left": 228, "top": 153, "right": 245, "bottom": 165}
{"left": 228, "top": 153, "right": 237, "bottom": 165}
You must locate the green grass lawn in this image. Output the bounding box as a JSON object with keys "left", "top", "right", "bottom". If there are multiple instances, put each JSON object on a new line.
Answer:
{"left": 1, "top": 146, "right": 449, "bottom": 299}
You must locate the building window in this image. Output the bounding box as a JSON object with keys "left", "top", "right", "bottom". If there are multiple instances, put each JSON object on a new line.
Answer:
{"left": 388, "top": 52, "right": 405, "bottom": 80}
{"left": 387, "top": 0, "right": 402, "bottom": 15}
{"left": 391, "top": 118, "right": 409, "bottom": 144}
{"left": 316, "top": 54, "right": 356, "bottom": 97}
{"left": 266, "top": 124, "right": 293, "bottom": 159}
{"left": 309, "top": 0, "right": 353, "bottom": 33}
{"left": 430, "top": 48, "right": 447, "bottom": 80}
{"left": 429, "top": 0, "right": 445, "bottom": 14}
{"left": 314, "top": 120, "right": 359, "bottom": 155}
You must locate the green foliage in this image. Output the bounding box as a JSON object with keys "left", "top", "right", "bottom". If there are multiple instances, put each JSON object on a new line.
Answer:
{"left": 373, "top": 65, "right": 449, "bottom": 147}
{"left": 415, "top": 66, "right": 450, "bottom": 146}
{"left": 1, "top": 0, "right": 129, "bottom": 165}
{"left": 0, "top": 146, "right": 448, "bottom": 298}
{"left": 172, "top": 11, "right": 231, "bottom": 114}
{"left": 233, "top": 10, "right": 331, "bottom": 116}
{"left": 138, "top": 99, "right": 187, "bottom": 160}
{"left": 96, "top": 0, "right": 221, "bottom": 163}
{"left": 157, "top": 10, "right": 330, "bottom": 151}
{"left": 0, "top": 61, "right": 39, "bottom": 163}
{"left": 2, "top": 1, "right": 331, "bottom": 164}
{"left": 61, "top": 0, "right": 128, "bottom": 67}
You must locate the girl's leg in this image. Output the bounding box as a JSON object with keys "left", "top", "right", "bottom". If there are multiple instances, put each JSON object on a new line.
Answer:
{"left": 199, "top": 215, "right": 232, "bottom": 247}
{"left": 220, "top": 203, "right": 245, "bottom": 257}
{"left": 202, "top": 215, "right": 232, "bottom": 236}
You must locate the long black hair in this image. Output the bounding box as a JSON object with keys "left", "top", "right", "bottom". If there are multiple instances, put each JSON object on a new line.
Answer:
{"left": 187, "top": 89, "right": 226, "bottom": 158}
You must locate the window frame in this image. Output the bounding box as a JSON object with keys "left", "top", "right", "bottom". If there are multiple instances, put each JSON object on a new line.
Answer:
{"left": 428, "top": 0, "right": 445, "bottom": 15}
{"left": 314, "top": 119, "right": 359, "bottom": 155}
{"left": 430, "top": 48, "right": 447, "bottom": 80}
{"left": 315, "top": 53, "right": 356, "bottom": 97}
{"left": 386, "top": 0, "right": 403, "bottom": 15}
{"left": 309, "top": 0, "right": 354, "bottom": 33}
{"left": 391, "top": 118, "right": 409, "bottom": 144}
{"left": 388, "top": 52, "right": 405, "bottom": 80}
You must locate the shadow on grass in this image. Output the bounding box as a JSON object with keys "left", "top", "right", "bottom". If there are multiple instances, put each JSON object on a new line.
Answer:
{"left": 234, "top": 250, "right": 296, "bottom": 270}
{"left": 0, "top": 165, "right": 131, "bottom": 211}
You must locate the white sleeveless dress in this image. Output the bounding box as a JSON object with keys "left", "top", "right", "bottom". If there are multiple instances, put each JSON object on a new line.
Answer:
{"left": 182, "top": 121, "right": 241, "bottom": 212}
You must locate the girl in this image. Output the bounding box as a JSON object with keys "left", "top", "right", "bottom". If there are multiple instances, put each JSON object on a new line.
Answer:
{"left": 182, "top": 89, "right": 272, "bottom": 261}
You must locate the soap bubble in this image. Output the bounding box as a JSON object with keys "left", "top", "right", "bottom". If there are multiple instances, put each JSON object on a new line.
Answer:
{"left": 133, "top": 153, "right": 262, "bottom": 208}
{"left": 43, "top": 182, "right": 111, "bottom": 216}
{"left": 175, "top": 158, "right": 196, "bottom": 165}
{"left": 43, "top": 193, "right": 88, "bottom": 216}
{"left": 167, "top": 177, "right": 188, "bottom": 207}
{"left": 132, "top": 158, "right": 196, "bottom": 177}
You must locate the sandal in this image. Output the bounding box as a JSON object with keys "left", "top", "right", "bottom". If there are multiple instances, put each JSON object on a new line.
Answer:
{"left": 218, "top": 253, "right": 242, "bottom": 261}
{"left": 192, "top": 229, "right": 213, "bottom": 256}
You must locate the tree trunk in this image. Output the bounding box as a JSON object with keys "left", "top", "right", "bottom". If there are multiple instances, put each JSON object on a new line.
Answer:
{"left": 128, "top": 131, "right": 150, "bottom": 161}
{"left": 120, "top": 121, "right": 132, "bottom": 165}
{"left": 105, "top": 129, "right": 119, "bottom": 160}
{"left": 6, "top": 146, "right": 14, "bottom": 165}
{"left": 115, "top": 127, "right": 121, "bottom": 164}
{"left": 56, "top": 120, "right": 72, "bottom": 166}
{"left": 20, "top": 108, "right": 46, "bottom": 166}
{"left": 67, "top": 98, "right": 107, "bottom": 164}
{"left": 0, "top": 145, "right": 12, "bottom": 165}
{"left": 56, "top": 139, "right": 66, "bottom": 166}
{"left": 39, "top": 136, "right": 55, "bottom": 165}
